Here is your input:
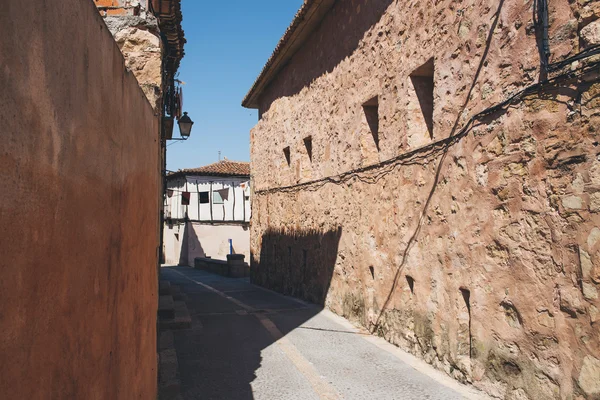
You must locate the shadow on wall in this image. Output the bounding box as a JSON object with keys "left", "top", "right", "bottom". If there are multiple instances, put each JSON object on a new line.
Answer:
{"left": 179, "top": 221, "right": 205, "bottom": 266}
{"left": 251, "top": 227, "right": 343, "bottom": 306}
{"left": 161, "top": 227, "right": 343, "bottom": 399}
{"left": 260, "top": 0, "right": 395, "bottom": 114}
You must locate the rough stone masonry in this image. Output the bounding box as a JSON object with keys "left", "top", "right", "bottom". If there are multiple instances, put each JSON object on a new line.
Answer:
{"left": 95, "top": 0, "right": 163, "bottom": 109}
{"left": 245, "top": 0, "right": 600, "bottom": 398}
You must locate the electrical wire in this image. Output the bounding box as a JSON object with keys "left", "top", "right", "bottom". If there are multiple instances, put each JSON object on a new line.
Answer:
{"left": 255, "top": 60, "right": 600, "bottom": 196}
{"left": 534, "top": 0, "right": 551, "bottom": 70}
{"left": 548, "top": 44, "right": 600, "bottom": 72}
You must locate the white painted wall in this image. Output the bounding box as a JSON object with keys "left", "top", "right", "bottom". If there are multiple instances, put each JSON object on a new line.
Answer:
{"left": 163, "top": 222, "right": 250, "bottom": 265}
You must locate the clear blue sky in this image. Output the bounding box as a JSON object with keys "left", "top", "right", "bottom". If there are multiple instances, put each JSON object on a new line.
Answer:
{"left": 166, "top": 0, "right": 303, "bottom": 172}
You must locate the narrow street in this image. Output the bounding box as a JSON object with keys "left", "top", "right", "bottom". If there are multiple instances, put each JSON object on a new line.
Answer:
{"left": 161, "top": 267, "right": 484, "bottom": 400}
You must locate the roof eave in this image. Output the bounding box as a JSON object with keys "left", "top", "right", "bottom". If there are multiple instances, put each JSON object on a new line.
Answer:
{"left": 242, "top": 0, "right": 337, "bottom": 109}
{"left": 167, "top": 172, "right": 250, "bottom": 180}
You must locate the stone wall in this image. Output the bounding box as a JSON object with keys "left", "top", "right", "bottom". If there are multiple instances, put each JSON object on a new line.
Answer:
{"left": 95, "top": 0, "right": 163, "bottom": 109}
{"left": 249, "top": 0, "right": 600, "bottom": 398}
{"left": 0, "top": 0, "right": 159, "bottom": 398}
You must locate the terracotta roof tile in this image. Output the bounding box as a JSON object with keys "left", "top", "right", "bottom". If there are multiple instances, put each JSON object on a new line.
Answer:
{"left": 169, "top": 160, "right": 250, "bottom": 179}
{"left": 242, "top": 0, "right": 337, "bottom": 109}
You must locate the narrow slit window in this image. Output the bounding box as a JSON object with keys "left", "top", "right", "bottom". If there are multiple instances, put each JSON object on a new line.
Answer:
{"left": 303, "top": 136, "right": 313, "bottom": 162}
{"left": 406, "top": 275, "right": 415, "bottom": 295}
{"left": 363, "top": 96, "right": 380, "bottom": 150}
{"left": 409, "top": 58, "right": 434, "bottom": 140}
{"left": 283, "top": 146, "right": 291, "bottom": 166}
{"left": 459, "top": 288, "right": 472, "bottom": 358}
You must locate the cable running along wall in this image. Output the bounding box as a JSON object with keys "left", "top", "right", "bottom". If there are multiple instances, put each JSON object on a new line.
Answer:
{"left": 255, "top": 48, "right": 600, "bottom": 196}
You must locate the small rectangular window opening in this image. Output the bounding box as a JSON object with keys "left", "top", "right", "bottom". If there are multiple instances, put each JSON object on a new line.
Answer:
{"left": 303, "top": 136, "right": 313, "bottom": 162}
{"left": 410, "top": 58, "right": 434, "bottom": 139}
{"left": 283, "top": 146, "right": 291, "bottom": 166}
{"left": 362, "top": 96, "right": 380, "bottom": 150}
{"left": 199, "top": 192, "right": 209, "bottom": 204}
{"left": 213, "top": 191, "right": 224, "bottom": 205}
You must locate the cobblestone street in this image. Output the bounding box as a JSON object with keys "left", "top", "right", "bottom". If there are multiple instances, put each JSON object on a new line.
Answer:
{"left": 160, "top": 267, "right": 485, "bottom": 400}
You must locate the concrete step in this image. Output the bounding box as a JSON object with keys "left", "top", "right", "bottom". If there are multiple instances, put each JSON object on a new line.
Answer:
{"left": 170, "top": 284, "right": 184, "bottom": 301}
{"left": 158, "top": 330, "right": 174, "bottom": 351}
{"left": 158, "top": 348, "right": 181, "bottom": 400}
{"left": 159, "top": 280, "right": 172, "bottom": 296}
{"left": 158, "top": 295, "right": 175, "bottom": 319}
{"left": 159, "top": 301, "right": 191, "bottom": 330}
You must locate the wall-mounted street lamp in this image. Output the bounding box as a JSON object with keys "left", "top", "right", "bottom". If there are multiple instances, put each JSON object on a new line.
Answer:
{"left": 174, "top": 111, "right": 194, "bottom": 140}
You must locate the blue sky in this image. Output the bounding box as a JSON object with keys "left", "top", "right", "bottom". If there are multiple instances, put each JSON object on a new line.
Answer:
{"left": 166, "top": 0, "right": 304, "bottom": 172}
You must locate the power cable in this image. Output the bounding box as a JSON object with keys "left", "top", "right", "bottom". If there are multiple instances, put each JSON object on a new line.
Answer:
{"left": 255, "top": 61, "right": 600, "bottom": 196}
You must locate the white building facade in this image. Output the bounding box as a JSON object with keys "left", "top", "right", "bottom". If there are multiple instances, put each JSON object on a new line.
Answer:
{"left": 163, "top": 160, "right": 251, "bottom": 266}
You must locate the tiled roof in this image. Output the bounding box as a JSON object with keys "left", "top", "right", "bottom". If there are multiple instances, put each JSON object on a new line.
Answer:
{"left": 168, "top": 160, "right": 250, "bottom": 179}
{"left": 242, "top": 0, "right": 337, "bottom": 109}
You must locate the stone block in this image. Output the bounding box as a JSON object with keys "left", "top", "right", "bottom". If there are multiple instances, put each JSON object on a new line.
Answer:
{"left": 229, "top": 264, "right": 250, "bottom": 278}
{"left": 562, "top": 195, "right": 583, "bottom": 210}
{"left": 590, "top": 193, "right": 600, "bottom": 212}
{"left": 581, "top": 19, "right": 600, "bottom": 46}
{"left": 159, "top": 280, "right": 171, "bottom": 296}
{"left": 158, "top": 348, "right": 181, "bottom": 400}
{"left": 589, "top": 228, "right": 600, "bottom": 250}
{"left": 194, "top": 258, "right": 208, "bottom": 270}
{"left": 227, "top": 254, "right": 246, "bottom": 264}
{"left": 578, "top": 356, "right": 600, "bottom": 397}
{"left": 159, "top": 301, "right": 191, "bottom": 330}
{"left": 158, "top": 295, "right": 175, "bottom": 319}
{"left": 582, "top": 282, "right": 598, "bottom": 300}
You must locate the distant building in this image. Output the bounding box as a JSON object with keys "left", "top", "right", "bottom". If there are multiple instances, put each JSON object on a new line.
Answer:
{"left": 164, "top": 160, "right": 251, "bottom": 266}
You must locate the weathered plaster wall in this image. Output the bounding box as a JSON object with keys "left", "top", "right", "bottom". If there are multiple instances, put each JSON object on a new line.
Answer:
{"left": 250, "top": 0, "right": 600, "bottom": 398}
{"left": 0, "top": 0, "right": 159, "bottom": 399}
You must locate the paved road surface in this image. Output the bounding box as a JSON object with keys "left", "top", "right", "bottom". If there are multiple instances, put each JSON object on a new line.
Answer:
{"left": 161, "top": 266, "right": 484, "bottom": 400}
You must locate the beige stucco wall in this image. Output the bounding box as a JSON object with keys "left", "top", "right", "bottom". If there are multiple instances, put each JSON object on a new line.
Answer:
{"left": 0, "top": 0, "right": 159, "bottom": 399}
{"left": 249, "top": 0, "right": 600, "bottom": 398}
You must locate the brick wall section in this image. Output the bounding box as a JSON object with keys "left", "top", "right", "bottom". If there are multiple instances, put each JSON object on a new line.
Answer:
{"left": 0, "top": 0, "right": 159, "bottom": 398}
{"left": 249, "top": 0, "right": 600, "bottom": 398}
{"left": 94, "top": 0, "right": 149, "bottom": 16}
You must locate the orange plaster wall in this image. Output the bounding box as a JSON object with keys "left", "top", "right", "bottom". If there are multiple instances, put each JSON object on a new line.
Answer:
{"left": 0, "top": 0, "right": 160, "bottom": 398}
